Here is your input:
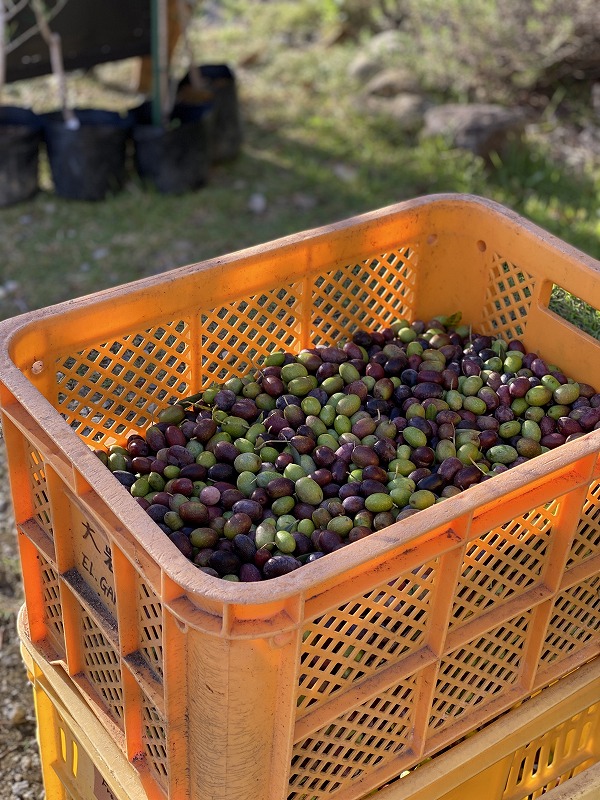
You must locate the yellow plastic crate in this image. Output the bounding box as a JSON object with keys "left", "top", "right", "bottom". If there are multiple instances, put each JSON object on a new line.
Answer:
{"left": 19, "top": 606, "right": 600, "bottom": 800}
{"left": 2, "top": 194, "right": 600, "bottom": 800}
{"left": 20, "top": 607, "right": 155, "bottom": 800}
{"left": 374, "top": 668, "right": 600, "bottom": 800}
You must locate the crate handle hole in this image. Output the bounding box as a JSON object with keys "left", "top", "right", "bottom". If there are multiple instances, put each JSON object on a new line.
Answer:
{"left": 548, "top": 284, "right": 600, "bottom": 338}
{"left": 59, "top": 726, "right": 67, "bottom": 762}
{"left": 174, "top": 618, "right": 188, "bottom": 633}
{"left": 71, "top": 739, "right": 79, "bottom": 777}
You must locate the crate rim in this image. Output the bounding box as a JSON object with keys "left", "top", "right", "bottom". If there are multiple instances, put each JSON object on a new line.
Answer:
{"left": 1, "top": 192, "right": 599, "bottom": 610}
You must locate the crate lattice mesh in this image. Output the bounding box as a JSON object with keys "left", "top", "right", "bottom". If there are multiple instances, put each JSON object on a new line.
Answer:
{"left": 297, "top": 559, "right": 436, "bottom": 715}
{"left": 567, "top": 479, "right": 600, "bottom": 568}
{"left": 539, "top": 574, "right": 600, "bottom": 667}
{"left": 138, "top": 580, "right": 163, "bottom": 680}
{"left": 450, "top": 503, "right": 557, "bottom": 629}
{"left": 482, "top": 255, "right": 535, "bottom": 340}
{"left": 55, "top": 321, "right": 192, "bottom": 446}
{"left": 200, "top": 283, "right": 303, "bottom": 383}
{"left": 27, "top": 446, "right": 53, "bottom": 538}
{"left": 142, "top": 695, "right": 168, "bottom": 790}
{"left": 80, "top": 612, "right": 124, "bottom": 727}
{"left": 429, "top": 612, "right": 531, "bottom": 733}
{"left": 502, "top": 701, "right": 600, "bottom": 800}
{"left": 289, "top": 675, "right": 418, "bottom": 800}
{"left": 40, "top": 554, "right": 64, "bottom": 656}
{"left": 311, "top": 249, "right": 416, "bottom": 345}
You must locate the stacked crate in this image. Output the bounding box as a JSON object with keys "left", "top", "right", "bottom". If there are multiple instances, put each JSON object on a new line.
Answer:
{"left": 1, "top": 194, "right": 599, "bottom": 800}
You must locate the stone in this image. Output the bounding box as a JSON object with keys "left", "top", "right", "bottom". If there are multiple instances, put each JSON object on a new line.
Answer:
{"left": 348, "top": 29, "right": 407, "bottom": 82}
{"left": 292, "top": 192, "right": 317, "bottom": 210}
{"left": 8, "top": 704, "right": 27, "bottom": 726}
{"left": 332, "top": 163, "right": 358, "bottom": 183}
{"left": 364, "top": 68, "right": 420, "bottom": 97}
{"left": 421, "top": 103, "right": 529, "bottom": 160}
{"left": 360, "top": 93, "right": 429, "bottom": 133}
{"left": 247, "top": 192, "right": 267, "bottom": 214}
{"left": 366, "top": 29, "right": 405, "bottom": 56}
{"left": 347, "top": 52, "right": 384, "bottom": 83}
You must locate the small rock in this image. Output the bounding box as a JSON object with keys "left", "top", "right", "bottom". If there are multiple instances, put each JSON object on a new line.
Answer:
{"left": 292, "top": 192, "right": 317, "bottom": 210}
{"left": 248, "top": 192, "right": 267, "bottom": 214}
{"left": 366, "top": 29, "right": 404, "bottom": 56}
{"left": 92, "top": 247, "right": 109, "bottom": 260}
{"left": 3, "top": 280, "right": 19, "bottom": 293}
{"left": 348, "top": 52, "right": 384, "bottom": 83}
{"left": 19, "top": 756, "right": 32, "bottom": 772}
{"left": 421, "top": 103, "right": 529, "bottom": 160}
{"left": 79, "top": 262, "right": 91, "bottom": 272}
{"left": 332, "top": 163, "right": 358, "bottom": 183}
{"left": 364, "top": 68, "right": 421, "bottom": 97}
{"left": 360, "top": 93, "right": 429, "bottom": 133}
{"left": 11, "top": 781, "right": 29, "bottom": 797}
{"left": 8, "top": 705, "right": 27, "bottom": 726}
{"left": 348, "top": 30, "right": 406, "bottom": 83}
{"left": 18, "top": 215, "right": 32, "bottom": 225}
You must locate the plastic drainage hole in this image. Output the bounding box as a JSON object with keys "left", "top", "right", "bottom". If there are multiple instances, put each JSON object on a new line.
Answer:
{"left": 549, "top": 284, "right": 600, "bottom": 338}
{"left": 477, "top": 240, "right": 487, "bottom": 252}
{"left": 32, "top": 360, "right": 44, "bottom": 374}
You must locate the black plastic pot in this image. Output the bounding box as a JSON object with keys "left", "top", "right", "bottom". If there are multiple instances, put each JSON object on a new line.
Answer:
{"left": 0, "top": 107, "right": 43, "bottom": 207}
{"left": 41, "top": 108, "right": 132, "bottom": 201}
{"left": 131, "top": 101, "right": 212, "bottom": 195}
{"left": 177, "top": 64, "right": 242, "bottom": 162}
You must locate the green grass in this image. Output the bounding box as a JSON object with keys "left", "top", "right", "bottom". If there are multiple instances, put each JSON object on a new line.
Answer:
{"left": 0, "top": 0, "right": 598, "bottom": 334}
{"left": 549, "top": 287, "right": 600, "bottom": 339}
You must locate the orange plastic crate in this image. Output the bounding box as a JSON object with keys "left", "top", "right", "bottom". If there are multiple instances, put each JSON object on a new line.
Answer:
{"left": 18, "top": 606, "right": 600, "bottom": 800}
{"left": 1, "top": 194, "right": 599, "bottom": 800}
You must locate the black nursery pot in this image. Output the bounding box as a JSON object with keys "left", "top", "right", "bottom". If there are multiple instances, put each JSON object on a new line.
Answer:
{"left": 131, "top": 101, "right": 212, "bottom": 195}
{"left": 0, "top": 107, "right": 43, "bottom": 207}
{"left": 42, "top": 108, "right": 132, "bottom": 201}
{"left": 176, "top": 64, "right": 242, "bottom": 162}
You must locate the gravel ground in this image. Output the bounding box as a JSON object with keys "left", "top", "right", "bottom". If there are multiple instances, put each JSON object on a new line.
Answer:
{"left": 0, "top": 439, "right": 45, "bottom": 800}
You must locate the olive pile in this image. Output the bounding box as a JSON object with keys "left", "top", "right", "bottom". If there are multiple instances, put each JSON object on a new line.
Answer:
{"left": 97, "top": 315, "right": 600, "bottom": 581}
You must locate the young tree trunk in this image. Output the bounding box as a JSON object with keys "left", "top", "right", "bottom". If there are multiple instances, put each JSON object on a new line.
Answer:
{"left": 30, "top": 0, "right": 76, "bottom": 125}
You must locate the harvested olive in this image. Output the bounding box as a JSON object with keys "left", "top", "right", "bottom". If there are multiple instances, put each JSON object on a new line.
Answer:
{"left": 100, "top": 316, "right": 598, "bottom": 582}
